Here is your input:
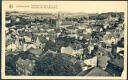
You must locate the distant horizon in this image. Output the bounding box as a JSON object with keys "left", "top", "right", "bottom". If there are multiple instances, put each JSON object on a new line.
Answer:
{"left": 6, "top": 11, "right": 124, "bottom": 14}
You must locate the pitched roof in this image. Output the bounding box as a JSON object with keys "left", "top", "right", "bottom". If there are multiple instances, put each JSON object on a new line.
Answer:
{"left": 86, "top": 67, "right": 111, "bottom": 76}
{"left": 108, "top": 56, "right": 124, "bottom": 68}
{"left": 29, "top": 48, "right": 43, "bottom": 56}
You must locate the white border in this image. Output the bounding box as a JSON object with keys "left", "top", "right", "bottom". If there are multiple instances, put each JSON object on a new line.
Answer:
{"left": 1, "top": 1, "right": 127, "bottom": 79}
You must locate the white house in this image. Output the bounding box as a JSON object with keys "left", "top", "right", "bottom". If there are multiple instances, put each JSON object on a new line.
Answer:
{"left": 16, "top": 17, "right": 20, "bottom": 22}
{"left": 27, "top": 44, "right": 37, "bottom": 50}
{"left": 23, "top": 43, "right": 37, "bottom": 51}
{"left": 6, "top": 20, "right": 11, "bottom": 24}
{"left": 61, "top": 46, "right": 76, "bottom": 56}
{"left": 24, "top": 36, "right": 31, "bottom": 42}
{"left": 84, "top": 56, "right": 97, "bottom": 68}
{"left": 117, "top": 47, "right": 124, "bottom": 56}
{"left": 6, "top": 43, "right": 17, "bottom": 52}
{"left": 88, "top": 45, "right": 94, "bottom": 54}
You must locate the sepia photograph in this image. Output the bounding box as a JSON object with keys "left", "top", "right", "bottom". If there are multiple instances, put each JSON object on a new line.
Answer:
{"left": 5, "top": 11, "right": 125, "bottom": 76}
{"left": 1, "top": 1, "right": 127, "bottom": 80}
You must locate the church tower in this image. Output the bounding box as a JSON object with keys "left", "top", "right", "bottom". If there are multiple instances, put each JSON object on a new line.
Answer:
{"left": 56, "top": 12, "right": 61, "bottom": 27}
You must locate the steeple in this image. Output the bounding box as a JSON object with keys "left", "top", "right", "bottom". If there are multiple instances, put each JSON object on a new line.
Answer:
{"left": 36, "top": 37, "right": 41, "bottom": 45}
{"left": 56, "top": 12, "right": 61, "bottom": 27}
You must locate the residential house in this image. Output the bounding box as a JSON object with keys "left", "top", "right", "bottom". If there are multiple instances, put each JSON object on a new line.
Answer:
{"left": 24, "top": 36, "right": 31, "bottom": 43}
{"left": 61, "top": 46, "right": 75, "bottom": 56}
{"left": 6, "top": 43, "right": 17, "bottom": 52}
{"left": 83, "top": 56, "right": 97, "bottom": 69}
{"left": 29, "top": 48, "right": 43, "bottom": 58}
{"left": 16, "top": 17, "right": 20, "bottom": 22}
{"left": 6, "top": 19, "right": 11, "bottom": 24}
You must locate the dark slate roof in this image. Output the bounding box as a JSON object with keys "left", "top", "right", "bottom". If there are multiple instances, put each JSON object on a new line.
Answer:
{"left": 77, "top": 67, "right": 111, "bottom": 76}
{"left": 29, "top": 48, "right": 43, "bottom": 56}
{"left": 85, "top": 67, "right": 111, "bottom": 76}
{"left": 108, "top": 55, "right": 124, "bottom": 68}
{"left": 105, "top": 57, "right": 124, "bottom": 76}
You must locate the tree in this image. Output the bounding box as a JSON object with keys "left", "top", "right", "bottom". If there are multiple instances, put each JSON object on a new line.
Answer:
{"left": 33, "top": 52, "right": 82, "bottom": 76}
{"left": 5, "top": 54, "right": 17, "bottom": 75}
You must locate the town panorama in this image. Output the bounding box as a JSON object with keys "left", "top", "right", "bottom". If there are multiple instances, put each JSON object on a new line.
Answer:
{"left": 5, "top": 11, "right": 124, "bottom": 76}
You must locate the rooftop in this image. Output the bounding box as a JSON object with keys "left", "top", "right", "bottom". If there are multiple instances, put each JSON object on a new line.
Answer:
{"left": 86, "top": 67, "right": 111, "bottom": 76}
